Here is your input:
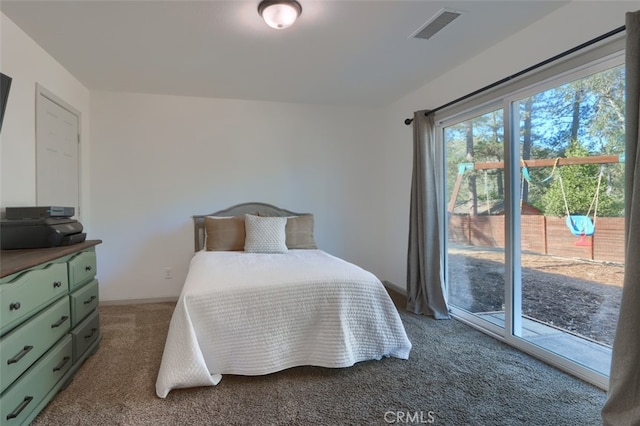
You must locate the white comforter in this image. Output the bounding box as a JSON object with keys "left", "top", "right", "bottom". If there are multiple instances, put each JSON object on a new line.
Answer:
{"left": 155, "top": 250, "right": 411, "bottom": 398}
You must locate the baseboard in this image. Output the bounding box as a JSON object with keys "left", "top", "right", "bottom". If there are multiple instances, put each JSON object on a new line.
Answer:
{"left": 99, "top": 297, "right": 178, "bottom": 306}
{"left": 382, "top": 280, "right": 406, "bottom": 296}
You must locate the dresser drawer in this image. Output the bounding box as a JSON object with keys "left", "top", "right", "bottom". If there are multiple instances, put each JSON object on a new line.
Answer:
{"left": 68, "top": 250, "right": 97, "bottom": 291}
{"left": 0, "top": 334, "right": 72, "bottom": 426}
{"left": 72, "top": 310, "right": 99, "bottom": 362}
{"left": 70, "top": 279, "right": 99, "bottom": 327}
{"left": 0, "top": 297, "right": 71, "bottom": 394}
{"left": 0, "top": 262, "right": 68, "bottom": 336}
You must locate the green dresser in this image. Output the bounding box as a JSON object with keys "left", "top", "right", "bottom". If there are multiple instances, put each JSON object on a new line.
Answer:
{"left": 0, "top": 240, "right": 101, "bottom": 426}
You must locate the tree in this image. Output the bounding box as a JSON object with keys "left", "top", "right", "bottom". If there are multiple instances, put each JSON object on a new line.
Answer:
{"left": 541, "top": 141, "right": 621, "bottom": 217}
{"left": 466, "top": 121, "right": 478, "bottom": 215}
{"left": 516, "top": 97, "right": 534, "bottom": 204}
{"left": 517, "top": 64, "right": 625, "bottom": 215}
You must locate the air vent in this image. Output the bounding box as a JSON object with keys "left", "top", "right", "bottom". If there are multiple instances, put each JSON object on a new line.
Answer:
{"left": 411, "top": 8, "right": 461, "bottom": 40}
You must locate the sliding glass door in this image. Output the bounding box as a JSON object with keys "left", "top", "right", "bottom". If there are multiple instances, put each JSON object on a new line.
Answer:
{"left": 442, "top": 55, "right": 625, "bottom": 389}
{"left": 509, "top": 61, "right": 625, "bottom": 380}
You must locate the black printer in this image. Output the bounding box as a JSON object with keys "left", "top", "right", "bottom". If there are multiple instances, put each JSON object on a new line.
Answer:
{"left": 0, "top": 206, "right": 86, "bottom": 250}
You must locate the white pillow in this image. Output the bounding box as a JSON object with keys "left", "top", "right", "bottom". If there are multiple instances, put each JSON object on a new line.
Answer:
{"left": 244, "top": 214, "right": 288, "bottom": 253}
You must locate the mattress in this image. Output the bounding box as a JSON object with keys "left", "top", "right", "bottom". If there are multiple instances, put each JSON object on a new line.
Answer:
{"left": 155, "top": 249, "right": 411, "bottom": 398}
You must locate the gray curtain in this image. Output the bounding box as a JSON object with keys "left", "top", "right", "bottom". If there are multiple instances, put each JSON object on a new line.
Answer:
{"left": 602, "top": 10, "right": 640, "bottom": 425}
{"left": 406, "top": 110, "right": 450, "bottom": 319}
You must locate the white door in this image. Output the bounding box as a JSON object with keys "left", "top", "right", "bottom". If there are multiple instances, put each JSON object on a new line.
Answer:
{"left": 36, "top": 85, "right": 80, "bottom": 218}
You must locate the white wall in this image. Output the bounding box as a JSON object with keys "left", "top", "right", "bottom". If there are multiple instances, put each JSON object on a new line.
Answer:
{"left": 90, "top": 91, "right": 387, "bottom": 302}
{"left": 378, "top": 1, "right": 635, "bottom": 293}
{"left": 3, "top": 1, "right": 635, "bottom": 302}
{"left": 0, "top": 12, "right": 91, "bottom": 221}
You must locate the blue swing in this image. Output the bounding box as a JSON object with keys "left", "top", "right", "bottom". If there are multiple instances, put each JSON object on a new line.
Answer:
{"left": 566, "top": 215, "right": 595, "bottom": 237}
{"left": 555, "top": 164, "right": 603, "bottom": 245}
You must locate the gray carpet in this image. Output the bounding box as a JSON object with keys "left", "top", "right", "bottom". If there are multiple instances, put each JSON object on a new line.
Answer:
{"left": 32, "top": 302, "right": 606, "bottom": 425}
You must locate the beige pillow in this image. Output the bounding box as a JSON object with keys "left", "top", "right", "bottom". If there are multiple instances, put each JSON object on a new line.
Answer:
{"left": 244, "top": 214, "right": 288, "bottom": 253}
{"left": 204, "top": 216, "right": 245, "bottom": 251}
{"left": 286, "top": 215, "right": 317, "bottom": 249}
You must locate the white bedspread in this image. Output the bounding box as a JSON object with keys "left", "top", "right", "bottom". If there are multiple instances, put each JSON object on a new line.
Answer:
{"left": 155, "top": 250, "right": 412, "bottom": 398}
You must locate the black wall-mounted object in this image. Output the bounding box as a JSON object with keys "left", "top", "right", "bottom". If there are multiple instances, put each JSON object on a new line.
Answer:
{"left": 0, "top": 72, "right": 12, "bottom": 133}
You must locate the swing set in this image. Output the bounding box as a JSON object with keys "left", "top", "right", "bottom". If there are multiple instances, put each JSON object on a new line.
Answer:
{"left": 522, "top": 158, "right": 604, "bottom": 246}
{"left": 448, "top": 154, "right": 624, "bottom": 246}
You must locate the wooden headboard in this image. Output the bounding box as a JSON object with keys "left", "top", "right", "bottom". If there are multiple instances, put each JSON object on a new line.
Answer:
{"left": 193, "top": 202, "right": 310, "bottom": 252}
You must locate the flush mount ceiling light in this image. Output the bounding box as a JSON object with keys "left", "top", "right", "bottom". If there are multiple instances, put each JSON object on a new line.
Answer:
{"left": 258, "top": 0, "right": 302, "bottom": 29}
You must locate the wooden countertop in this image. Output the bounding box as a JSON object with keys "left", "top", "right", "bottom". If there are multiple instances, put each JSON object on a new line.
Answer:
{"left": 0, "top": 240, "right": 102, "bottom": 278}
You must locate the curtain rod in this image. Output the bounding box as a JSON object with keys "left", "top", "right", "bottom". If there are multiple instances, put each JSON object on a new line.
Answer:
{"left": 404, "top": 24, "right": 626, "bottom": 125}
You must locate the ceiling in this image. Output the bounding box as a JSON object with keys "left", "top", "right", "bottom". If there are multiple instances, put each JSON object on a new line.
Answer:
{"left": 1, "top": 1, "right": 569, "bottom": 107}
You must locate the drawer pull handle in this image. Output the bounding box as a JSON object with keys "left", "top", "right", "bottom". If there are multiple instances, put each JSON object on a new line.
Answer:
{"left": 6, "top": 396, "right": 33, "bottom": 420}
{"left": 53, "top": 356, "right": 71, "bottom": 372}
{"left": 53, "top": 281, "right": 63, "bottom": 288}
{"left": 51, "top": 316, "right": 69, "bottom": 328}
{"left": 84, "top": 295, "right": 97, "bottom": 305}
{"left": 7, "top": 346, "right": 33, "bottom": 365}
{"left": 9, "top": 302, "right": 21, "bottom": 311}
{"left": 85, "top": 265, "right": 92, "bottom": 271}
{"left": 84, "top": 327, "right": 98, "bottom": 340}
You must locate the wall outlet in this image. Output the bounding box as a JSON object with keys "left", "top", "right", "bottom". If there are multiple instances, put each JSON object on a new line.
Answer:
{"left": 163, "top": 267, "right": 173, "bottom": 279}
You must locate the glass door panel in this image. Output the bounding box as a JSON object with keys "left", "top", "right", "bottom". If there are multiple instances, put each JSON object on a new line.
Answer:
{"left": 512, "top": 64, "right": 625, "bottom": 375}
{"left": 445, "top": 109, "right": 506, "bottom": 330}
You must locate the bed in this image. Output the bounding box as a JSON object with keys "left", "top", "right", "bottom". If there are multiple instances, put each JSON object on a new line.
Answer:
{"left": 155, "top": 202, "right": 412, "bottom": 398}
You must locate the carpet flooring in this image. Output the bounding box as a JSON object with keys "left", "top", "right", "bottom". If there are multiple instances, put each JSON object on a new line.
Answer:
{"left": 32, "top": 301, "right": 607, "bottom": 425}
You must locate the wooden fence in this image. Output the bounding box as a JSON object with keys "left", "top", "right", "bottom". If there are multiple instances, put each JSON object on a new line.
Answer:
{"left": 448, "top": 215, "right": 625, "bottom": 263}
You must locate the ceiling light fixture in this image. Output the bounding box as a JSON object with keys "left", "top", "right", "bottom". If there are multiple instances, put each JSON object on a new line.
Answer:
{"left": 258, "top": 0, "right": 302, "bottom": 30}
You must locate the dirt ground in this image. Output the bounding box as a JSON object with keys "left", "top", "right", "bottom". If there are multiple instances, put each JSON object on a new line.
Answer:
{"left": 448, "top": 246, "right": 623, "bottom": 346}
